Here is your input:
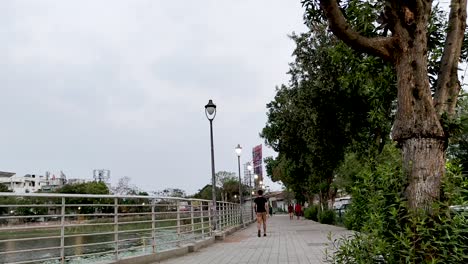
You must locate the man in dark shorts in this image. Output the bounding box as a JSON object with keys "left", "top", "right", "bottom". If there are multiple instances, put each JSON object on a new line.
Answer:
{"left": 254, "top": 189, "right": 268, "bottom": 237}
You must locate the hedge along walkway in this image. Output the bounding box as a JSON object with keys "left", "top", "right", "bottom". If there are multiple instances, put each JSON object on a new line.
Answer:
{"left": 153, "top": 214, "right": 351, "bottom": 264}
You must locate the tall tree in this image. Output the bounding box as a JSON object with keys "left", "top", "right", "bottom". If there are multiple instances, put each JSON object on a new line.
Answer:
{"left": 262, "top": 25, "right": 396, "bottom": 206}
{"left": 112, "top": 176, "right": 137, "bottom": 195}
{"left": 303, "top": 0, "right": 467, "bottom": 210}
{"left": 216, "top": 171, "right": 244, "bottom": 202}
{"left": 154, "top": 188, "right": 187, "bottom": 198}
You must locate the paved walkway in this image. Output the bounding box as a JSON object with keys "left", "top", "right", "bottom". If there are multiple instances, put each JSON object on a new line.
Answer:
{"left": 153, "top": 214, "right": 350, "bottom": 264}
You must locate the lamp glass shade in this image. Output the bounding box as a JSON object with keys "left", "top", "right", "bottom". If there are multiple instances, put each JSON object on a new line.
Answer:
{"left": 254, "top": 174, "right": 258, "bottom": 179}
{"left": 247, "top": 164, "right": 253, "bottom": 171}
{"left": 235, "top": 144, "right": 242, "bottom": 156}
{"left": 205, "top": 100, "right": 216, "bottom": 115}
{"left": 206, "top": 106, "right": 215, "bottom": 115}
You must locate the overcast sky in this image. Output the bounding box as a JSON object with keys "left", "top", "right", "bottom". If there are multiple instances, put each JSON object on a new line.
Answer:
{"left": 0, "top": 1, "right": 307, "bottom": 194}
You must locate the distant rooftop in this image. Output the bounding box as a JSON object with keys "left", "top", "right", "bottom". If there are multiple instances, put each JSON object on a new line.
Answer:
{"left": 0, "top": 171, "right": 15, "bottom": 178}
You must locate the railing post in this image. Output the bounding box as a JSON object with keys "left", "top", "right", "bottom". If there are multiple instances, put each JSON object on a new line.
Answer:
{"left": 231, "top": 204, "right": 239, "bottom": 225}
{"left": 226, "top": 203, "right": 229, "bottom": 227}
{"left": 201, "top": 202, "right": 205, "bottom": 239}
{"left": 251, "top": 200, "right": 254, "bottom": 222}
{"left": 217, "top": 202, "right": 221, "bottom": 231}
{"left": 230, "top": 203, "right": 233, "bottom": 226}
{"left": 239, "top": 203, "right": 242, "bottom": 225}
{"left": 226, "top": 203, "right": 233, "bottom": 226}
{"left": 151, "top": 200, "right": 156, "bottom": 253}
{"left": 226, "top": 203, "right": 229, "bottom": 228}
{"left": 114, "top": 197, "right": 119, "bottom": 260}
{"left": 208, "top": 201, "right": 212, "bottom": 236}
{"left": 176, "top": 200, "right": 180, "bottom": 246}
{"left": 235, "top": 203, "right": 238, "bottom": 225}
{"left": 238, "top": 203, "right": 241, "bottom": 225}
{"left": 221, "top": 202, "right": 225, "bottom": 230}
{"left": 233, "top": 203, "right": 236, "bottom": 226}
{"left": 190, "top": 200, "right": 195, "bottom": 236}
{"left": 60, "top": 197, "right": 65, "bottom": 264}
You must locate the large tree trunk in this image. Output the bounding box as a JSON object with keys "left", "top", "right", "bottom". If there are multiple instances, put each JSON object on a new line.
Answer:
{"left": 400, "top": 138, "right": 446, "bottom": 209}
{"left": 318, "top": 0, "right": 467, "bottom": 211}
{"left": 391, "top": 3, "right": 446, "bottom": 210}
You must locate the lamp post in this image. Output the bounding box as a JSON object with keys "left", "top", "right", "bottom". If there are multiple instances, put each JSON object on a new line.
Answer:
{"left": 235, "top": 144, "right": 243, "bottom": 225}
{"left": 247, "top": 163, "right": 254, "bottom": 220}
{"left": 205, "top": 99, "right": 217, "bottom": 230}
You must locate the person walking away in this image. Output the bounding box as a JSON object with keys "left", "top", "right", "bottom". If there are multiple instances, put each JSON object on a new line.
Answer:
{"left": 288, "top": 204, "right": 294, "bottom": 220}
{"left": 269, "top": 202, "right": 273, "bottom": 217}
{"left": 254, "top": 190, "right": 268, "bottom": 237}
{"left": 294, "top": 203, "right": 302, "bottom": 220}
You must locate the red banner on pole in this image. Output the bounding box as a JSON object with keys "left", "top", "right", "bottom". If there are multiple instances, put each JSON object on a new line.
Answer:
{"left": 252, "top": 144, "right": 263, "bottom": 182}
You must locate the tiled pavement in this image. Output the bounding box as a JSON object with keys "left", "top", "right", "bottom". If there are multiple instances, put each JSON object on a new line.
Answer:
{"left": 153, "top": 214, "right": 351, "bottom": 264}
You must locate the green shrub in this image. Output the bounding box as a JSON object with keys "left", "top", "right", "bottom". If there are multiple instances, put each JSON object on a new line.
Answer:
{"left": 304, "top": 205, "right": 319, "bottom": 221}
{"left": 328, "top": 202, "right": 468, "bottom": 263}
{"left": 318, "top": 209, "right": 336, "bottom": 225}
{"left": 328, "top": 145, "right": 468, "bottom": 263}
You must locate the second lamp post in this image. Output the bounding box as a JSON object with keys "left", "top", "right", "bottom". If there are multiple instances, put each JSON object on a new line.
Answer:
{"left": 235, "top": 144, "right": 243, "bottom": 225}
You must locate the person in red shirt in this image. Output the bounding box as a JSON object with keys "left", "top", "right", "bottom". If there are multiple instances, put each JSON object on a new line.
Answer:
{"left": 287, "top": 204, "right": 294, "bottom": 220}
{"left": 294, "top": 203, "right": 302, "bottom": 220}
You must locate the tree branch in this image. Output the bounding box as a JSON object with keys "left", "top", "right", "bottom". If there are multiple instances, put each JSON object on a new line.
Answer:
{"left": 434, "top": 0, "right": 467, "bottom": 117}
{"left": 319, "top": 0, "right": 394, "bottom": 61}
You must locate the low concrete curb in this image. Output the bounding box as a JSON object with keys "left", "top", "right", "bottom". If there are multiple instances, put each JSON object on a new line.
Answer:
{"left": 114, "top": 237, "right": 215, "bottom": 264}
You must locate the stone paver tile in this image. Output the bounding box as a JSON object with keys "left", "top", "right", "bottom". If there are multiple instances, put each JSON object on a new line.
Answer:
{"left": 153, "top": 215, "right": 351, "bottom": 264}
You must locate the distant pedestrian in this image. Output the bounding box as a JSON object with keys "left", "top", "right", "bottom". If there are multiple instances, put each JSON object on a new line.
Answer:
{"left": 254, "top": 190, "right": 268, "bottom": 237}
{"left": 288, "top": 204, "right": 294, "bottom": 220}
{"left": 295, "top": 203, "right": 302, "bottom": 220}
{"left": 269, "top": 203, "right": 273, "bottom": 217}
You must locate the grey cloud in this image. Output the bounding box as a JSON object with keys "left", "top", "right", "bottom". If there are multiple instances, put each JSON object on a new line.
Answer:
{"left": 0, "top": 0, "right": 306, "bottom": 194}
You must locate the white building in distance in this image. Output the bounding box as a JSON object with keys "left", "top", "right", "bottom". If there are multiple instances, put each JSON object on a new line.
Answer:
{"left": 0, "top": 171, "right": 69, "bottom": 193}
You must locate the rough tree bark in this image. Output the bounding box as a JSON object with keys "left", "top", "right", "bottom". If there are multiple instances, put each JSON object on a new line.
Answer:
{"left": 319, "top": 0, "right": 467, "bottom": 210}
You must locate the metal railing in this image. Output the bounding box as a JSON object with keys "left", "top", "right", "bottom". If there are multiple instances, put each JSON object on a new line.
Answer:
{"left": 0, "top": 193, "right": 248, "bottom": 264}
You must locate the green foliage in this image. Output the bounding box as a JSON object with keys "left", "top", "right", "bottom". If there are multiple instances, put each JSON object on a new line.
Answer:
{"left": 318, "top": 209, "right": 336, "bottom": 225}
{"left": 155, "top": 188, "right": 187, "bottom": 198}
{"left": 193, "top": 184, "right": 214, "bottom": 200}
{"left": 261, "top": 24, "right": 396, "bottom": 206}
{"left": 0, "top": 196, "right": 16, "bottom": 217}
{"left": 330, "top": 144, "right": 468, "bottom": 262}
{"left": 296, "top": 1, "right": 468, "bottom": 262}
{"left": 444, "top": 160, "right": 468, "bottom": 205}
{"left": 55, "top": 181, "right": 110, "bottom": 195}
{"left": 54, "top": 181, "right": 111, "bottom": 214}
{"left": 339, "top": 143, "right": 403, "bottom": 231}
{"left": 447, "top": 93, "right": 468, "bottom": 171}
{"left": 0, "top": 183, "right": 10, "bottom": 192}
{"left": 304, "top": 205, "right": 319, "bottom": 221}
{"left": 329, "top": 203, "right": 468, "bottom": 263}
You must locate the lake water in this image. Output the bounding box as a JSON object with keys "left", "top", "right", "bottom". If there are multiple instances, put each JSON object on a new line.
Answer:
{"left": 0, "top": 230, "right": 199, "bottom": 263}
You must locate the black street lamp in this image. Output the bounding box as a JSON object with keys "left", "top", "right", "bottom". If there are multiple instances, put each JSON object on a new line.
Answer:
{"left": 235, "top": 144, "right": 243, "bottom": 225}
{"left": 205, "top": 99, "right": 217, "bottom": 230}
